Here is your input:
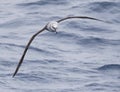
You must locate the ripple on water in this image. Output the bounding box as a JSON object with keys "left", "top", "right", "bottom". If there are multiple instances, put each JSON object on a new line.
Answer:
{"left": 0, "top": 0, "right": 120, "bottom": 92}
{"left": 76, "top": 36, "right": 120, "bottom": 47}
{"left": 87, "top": 1, "right": 120, "bottom": 13}
{"left": 97, "top": 64, "right": 120, "bottom": 77}
{"left": 0, "top": 42, "right": 53, "bottom": 55}
{"left": 17, "top": 0, "right": 69, "bottom": 7}
{"left": 97, "top": 64, "right": 120, "bottom": 70}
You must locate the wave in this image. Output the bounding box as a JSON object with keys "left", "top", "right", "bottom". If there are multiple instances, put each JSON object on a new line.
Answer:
{"left": 17, "top": 73, "right": 49, "bottom": 82}
{"left": 66, "top": 21, "right": 107, "bottom": 32}
{"left": 51, "top": 31, "right": 120, "bottom": 46}
{"left": 97, "top": 64, "right": 120, "bottom": 77}
{"left": 97, "top": 64, "right": 120, "bottom": 70}
{"left": 0, "top": 19, "right": 26, "bottom": 28}
{"left": 0, "top": 60, "right": 14, "bottom": 67}
{"left": 17, "top": 0, "right": 69, "bottom": 7}
{"left": 79, "top": 37, "right": 120, "bottom": 46}
{"left": 0, "top": 42, "right": 52, "bottom": 54}
{"left": 87, "top": 1, "right": 120, "bottom": 13}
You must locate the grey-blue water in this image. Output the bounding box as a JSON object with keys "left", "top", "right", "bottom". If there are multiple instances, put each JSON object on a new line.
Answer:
{"left": 0, "top": 0, "right": 120, "bottom": 92}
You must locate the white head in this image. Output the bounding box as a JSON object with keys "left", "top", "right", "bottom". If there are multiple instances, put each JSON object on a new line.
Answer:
{"left": 46, "top": 21, "right": 58, "bottom": 32}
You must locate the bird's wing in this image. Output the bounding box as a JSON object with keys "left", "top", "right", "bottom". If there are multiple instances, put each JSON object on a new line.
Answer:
{"left": 57, "top": 16, "right": 107, "bottom": 23}
{"left": 13, "top": 26, "right": 46, "bottom": 77}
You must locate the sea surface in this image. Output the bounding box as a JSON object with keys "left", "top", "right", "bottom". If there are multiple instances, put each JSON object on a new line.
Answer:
{"left": 0, "top": 0, "right": 120, "bottom": 92}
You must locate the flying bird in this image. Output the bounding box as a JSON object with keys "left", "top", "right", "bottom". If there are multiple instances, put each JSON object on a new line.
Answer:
{"left": 12, "top": 16, "right": 108, "bottom": 77}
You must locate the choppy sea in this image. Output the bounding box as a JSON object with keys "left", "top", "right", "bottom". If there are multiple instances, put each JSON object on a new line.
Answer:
{"left": 0, "top": 0, "right": 120, "bottom": 92}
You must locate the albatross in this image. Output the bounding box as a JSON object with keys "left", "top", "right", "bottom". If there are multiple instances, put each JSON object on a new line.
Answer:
{"left": 12, "top": 16, "right": 108, "bottom": 77}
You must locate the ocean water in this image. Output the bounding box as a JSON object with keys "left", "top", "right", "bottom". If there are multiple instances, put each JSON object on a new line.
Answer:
{"left": 0, "top": 0, "right": 120, "bottom": 92}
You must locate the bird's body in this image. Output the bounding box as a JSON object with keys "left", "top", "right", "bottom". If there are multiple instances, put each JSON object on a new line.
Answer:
{"left": 13, "top": 16, "right": 108, "bottom": 77}
{"left": 46, "top": 21, "right": 58, "bottom": 32}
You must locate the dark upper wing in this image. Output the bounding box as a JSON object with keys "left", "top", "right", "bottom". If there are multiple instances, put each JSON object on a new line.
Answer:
{"left": 12, "top": 26, "right": 46, "bottom": 77}
{"left": 57, "top": 16, "right": 107, "bottom": 23}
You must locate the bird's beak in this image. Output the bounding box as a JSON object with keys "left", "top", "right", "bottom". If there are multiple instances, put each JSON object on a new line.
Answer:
{"left": 53, "top": 28, "right": 57, "bottom": 34}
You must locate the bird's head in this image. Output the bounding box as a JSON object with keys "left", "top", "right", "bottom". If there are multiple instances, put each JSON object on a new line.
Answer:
{"left": 46, "top": 21, "right": 58, "bottom": 33}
